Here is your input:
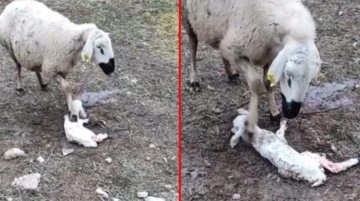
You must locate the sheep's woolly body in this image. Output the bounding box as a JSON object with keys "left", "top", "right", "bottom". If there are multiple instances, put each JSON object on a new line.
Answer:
{"left": 0, "top": 0, "right": 96, "bottom": 77}
{"left": 183, "top": 0, "right": 316, "bottom": 66}
{"left": 231, "top": 109, "right": 359, "bottom": 187}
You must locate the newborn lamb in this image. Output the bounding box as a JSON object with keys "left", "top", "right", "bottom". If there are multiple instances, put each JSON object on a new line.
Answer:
{"left": 231, "top": 108, "right": 359, "bottom": 187}
{"left": 64, "top": 114, "right": 108, "bottom": 147}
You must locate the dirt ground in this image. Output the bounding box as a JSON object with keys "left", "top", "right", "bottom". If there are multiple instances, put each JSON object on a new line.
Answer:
{"left": 182, "top": 0, "right": 360, "bottom": 200}
{"left": 0, "top": 0, "right": 177, "bottom": 200}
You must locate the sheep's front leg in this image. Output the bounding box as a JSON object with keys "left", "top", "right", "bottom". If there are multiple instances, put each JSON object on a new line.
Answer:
{"left": 263, "top": 63, "right": 281, "bottom": 124}
{"left": 35, "top": 72, "right": 48, "bottom": 91}
{"left": 54, "top": 74, "right": 86, "bottom": 121}
{"left": 222, "top": 58, "right": 240, "bottom": 85}
{"left": 275, "top": 120, "right": 288, "bottom": 144}
{"left": 236, "top": 59, "right": 262, "bottom": 134}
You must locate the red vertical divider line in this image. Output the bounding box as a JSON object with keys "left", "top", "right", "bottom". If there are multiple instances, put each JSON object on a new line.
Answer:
{"left": 177, "top": 0, "right": 182, "bottom": 200}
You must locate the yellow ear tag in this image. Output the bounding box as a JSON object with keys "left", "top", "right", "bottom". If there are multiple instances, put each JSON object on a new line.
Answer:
{"left": 82, "top": 53, "right": 90, "bottom": 62}
{"left": 267, "top": 73, "right": 276, "bottom": 87}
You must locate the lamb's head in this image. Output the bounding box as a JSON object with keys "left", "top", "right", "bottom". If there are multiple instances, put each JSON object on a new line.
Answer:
{"left": 267, "top": 41, "right": 321, "bottom": 119}
{"left": 82, "top": 29, "right": 115, "bottom": 75}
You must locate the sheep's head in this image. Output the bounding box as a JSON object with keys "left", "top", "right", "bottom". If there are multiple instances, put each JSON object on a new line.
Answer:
{"left": 267, "top": 41, "right": 321, "bottom": 119}
{"left": 82, "top": 29, "right": 115, "bottom": 75}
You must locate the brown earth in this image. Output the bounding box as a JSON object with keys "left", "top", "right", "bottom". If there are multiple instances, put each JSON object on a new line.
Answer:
{"left": 0, "top": 0, "right": 177, "bottom": 200}
{"left": 182, "top": 0, "right": 360, "bottom": 200}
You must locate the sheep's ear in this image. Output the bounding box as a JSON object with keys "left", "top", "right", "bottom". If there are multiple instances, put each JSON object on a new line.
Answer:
{"left": 308, "top": 44, "right": 321, "bottom": 83}
{"left": 82, "top": 33, "right": 95, "bottom": 62}
{"left": 266, "top": 43, "right": 300, "bottom": 87}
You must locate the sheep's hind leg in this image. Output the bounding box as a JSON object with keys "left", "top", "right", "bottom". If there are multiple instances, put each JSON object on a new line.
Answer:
{"left": 15, "top": 63, "right": 25, "bottom": 94}
{"left": 183, "top": 18, "right": 200, "bottom": 92}
{"left": 36, "top": 72, "right": 48, "bottom": 91}
{"left": 263, "top": 63, "right": 281, "bottom": 124}
{"left": 223, "top": 58, "right": 240, "bottom": 85}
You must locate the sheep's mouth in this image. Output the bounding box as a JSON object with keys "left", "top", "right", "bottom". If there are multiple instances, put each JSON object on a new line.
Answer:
{"left": 99, "top": 58, "right": 115, "bottom": 75}
{"left": 281, "top": 93, "right": 302, "bottom": 119}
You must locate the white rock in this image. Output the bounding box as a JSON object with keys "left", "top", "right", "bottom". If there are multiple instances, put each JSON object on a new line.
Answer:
{"left": 338, "top": 11, "right": 343, "bottom": 16}
{"left": 62, "top": 148, "right": 75, "bottom": 156}
{"left": 232, "top": 194, "right": 241, "bottom": 200}
{"left": 353, "top": 42, "right": 358, "bottom": 48}
{"left": 12, "top": 173, "right": 41, "bottom": 190}
{"left": 4, "top": 148, "right": 26, "bottom": 160}
{"left": 6, "top": 197, "right": 13, "bottom": 201}
{"left": 105, "top": 157, "right": 112, "bottom": 163}
{"left": 137, "top": 191, "right": 149, "bottom": 198}
{"left": 149, "top": 144, "right": 156, "bottom": 148}
{"left": 145, "top": 197, "right": 165, "bottom": 201}
{"left": 164, "top": 184, "right": 172, "bottom": 190}
{"left": 95, "top": 188, "right": 109, "bottom": 199}
{"left": 36, "top": 156, "right": 45, "bottom": 163}
{"left": 113, "top": 199, "right": 119, "bottom": 201}
{"left": 146, "top": 156, "right": 151, "bottom": 161}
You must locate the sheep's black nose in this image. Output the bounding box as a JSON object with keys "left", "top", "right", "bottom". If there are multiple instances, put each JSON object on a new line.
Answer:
{"left": 281, "top": 93, "right": 302, "bottom": 119}
{"left": 99, "top": 58, "right": 115, "bottom": 75}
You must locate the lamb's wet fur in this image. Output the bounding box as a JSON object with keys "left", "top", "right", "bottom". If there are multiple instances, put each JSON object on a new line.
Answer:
{"left": 231, "top": 108, "right": 359, "bottom": 187}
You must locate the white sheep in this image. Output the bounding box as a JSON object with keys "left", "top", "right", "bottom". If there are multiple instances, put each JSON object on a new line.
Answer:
{"left": 231, "top": 108, "right": 359, "bottom": 187}
{"left": 0, "top": 0, "right": 115, "bottom": 119}
{"left": 182, "top": 0, "right": 321, "bottom": 132}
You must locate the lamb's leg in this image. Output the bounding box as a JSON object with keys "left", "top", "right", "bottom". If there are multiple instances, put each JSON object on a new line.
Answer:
{"left": 183, "top": 16, "right": 200, "bottom": 92}
{"left": 35, "top": 72, "right": 48, "bottom": 91}
{"left": 222, "top": 58, "right": 240, "bottom": 85}
{"left": 319, "top": 157, "right": 359, "bottom": 174}
{"left": 54, "top": 74, "right": 76, "bottom": 120}
{"left": 263, "top": 63, "right": 281, "bottom": 124}
{"left": 275, "top": 120, "right": 288, "bottom": 144}
{"left": 15, "top": 63, "right": 24, "bottom": 93}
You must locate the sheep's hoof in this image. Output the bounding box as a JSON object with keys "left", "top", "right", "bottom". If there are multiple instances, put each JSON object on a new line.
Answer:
{"left": 269, "top": 112, "right": 281, "bottom": 124}
{"left": 187, "top": 81, "right": 201, "bottom": 92}
{"left": 70, "top": 114, "right": 78, "bottom": 122}
{"left": 228, "top": 73, "right": 240, "bottom": 85}
{"left": 40, "top": 84, "right": 48, "bottom": 91}
{"left": 16, "top": 88, "right": 25, "bottom": 95}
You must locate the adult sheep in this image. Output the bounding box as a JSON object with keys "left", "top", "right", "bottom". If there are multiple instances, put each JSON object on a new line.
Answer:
{"left": 182, "top": 0, "right": 321, "bottom": 132}
{"left": 0, "top": 0, "right": 115, "bottom": 119}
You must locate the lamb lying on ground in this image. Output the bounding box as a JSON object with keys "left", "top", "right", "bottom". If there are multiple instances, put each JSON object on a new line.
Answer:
{"left": 231, "top": 108, "right": 359, "bottom": 187}
{"left": 64, "top": 114, "right": 108, "bottom": 148}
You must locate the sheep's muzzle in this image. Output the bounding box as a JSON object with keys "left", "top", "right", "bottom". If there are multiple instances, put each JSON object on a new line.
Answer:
{"left": 99, "top": 58, "right": 115, "bottom": 75}
{"left": 281, "top": 93, "right": 302, "bottom": 119}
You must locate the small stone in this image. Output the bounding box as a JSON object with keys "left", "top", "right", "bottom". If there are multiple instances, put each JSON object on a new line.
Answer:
{"left": 105, "top": 157, "right": 112, "bottom": 163}
{"left": 36, "top": 156, "right": 45, "bottom": 164}
{"left": 145, "top": 197, "right": 165, "bottom": 201}
{"left": 277, "top": 178, "right": 281, "bottom": 182}
{"left": 338, "top": 11, "right": 343, "bottom": 16}
{"left": 204, "top": 160, "right": 211, "bottom": 167}
{"left": 6, "top": 197, "right": 13, "bottom": 201}
{"left": 149, "top": 144, "right": 156, "bottom": 148}
{"left": 137, "top": 191, "right": 149, "bottom": 198}
{"left": 232, "top": 194, "right": 241, "bottom": 199}
{"left": 353, "top": 42, "right": 358, "bottom": 48}
{"left": 95, "top": 188, "right": 109, "bottom": 199}
{"left": 146, "top": 156, "right": 151, "bottom": 161}
{"left": 113, "top": 198, "right": 119, "bottom": 201}
{"left": 12, "top": 173, "right": 41, "bottom": 190}
{"left": 164, "top": 184, "right": 172, "bottom": 190}
{"left": 207, "top": 85, "right": 215, "bottom": 90}
{"left": 62, "top": 148, "right": 74, "bottom": 156}
{"left": 355, "top": 84, "right": 360, "bottom": 89}
{"left": 212, "top": 108, "right": 222, "bottom": 114}
{"left": 4, "top": 148, "right": 26, "bottom": 160}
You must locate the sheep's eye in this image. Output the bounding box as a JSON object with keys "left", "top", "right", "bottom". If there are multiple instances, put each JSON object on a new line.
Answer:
{"left": 287, "top": 78, "right": 292, "bottom": 88}
{"left": 100, "top": 48, "right": 104, "bottom": 55}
